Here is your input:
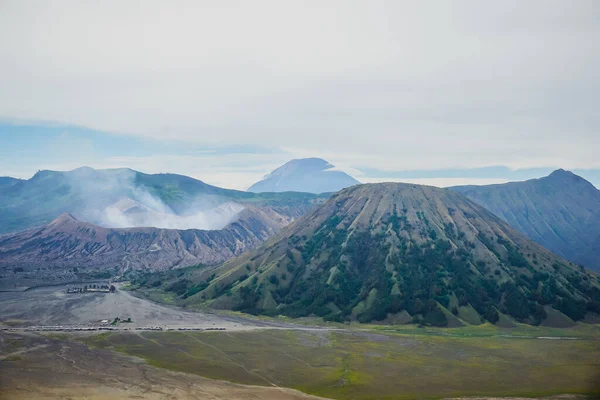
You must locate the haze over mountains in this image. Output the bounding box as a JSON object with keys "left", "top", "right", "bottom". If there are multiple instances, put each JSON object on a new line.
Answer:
{"left": 452, "top": 169, "right": 600, "bottom": 272}
{"left": 152, "top": 183, "right": 600, "bottom": 326}
{"left": 248, "top": 158, "right": 360, "bottom": 194}
{"left": 0, "top": 166, "right": 325, "bottom": 234}
{"left": 2, "top": 163, "right": 600, "bottom": 301}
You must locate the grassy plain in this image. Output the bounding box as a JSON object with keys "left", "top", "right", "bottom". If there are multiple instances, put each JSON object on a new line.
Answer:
{"left": 77, "top": 324, "right": 600, "bottom": 400}
{"left": 0, "top": 331, "right": 322, "bottom": 400}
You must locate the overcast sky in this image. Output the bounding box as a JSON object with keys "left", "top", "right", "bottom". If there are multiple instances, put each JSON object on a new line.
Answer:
{"left": 1, "top": 1, "right": 599, "bottom": 189}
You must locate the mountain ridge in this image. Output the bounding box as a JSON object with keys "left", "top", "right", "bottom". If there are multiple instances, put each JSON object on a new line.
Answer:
{"left": 451, "top": 169, "right": 600, "bottom": 272}
{"left": 0, "top": 176, "right": 22, "bottom": 189}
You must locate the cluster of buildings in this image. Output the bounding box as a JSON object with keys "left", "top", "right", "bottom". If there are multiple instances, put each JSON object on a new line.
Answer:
{"left": 1, "top": 325, "right": 229, "bottom": 332}
{"left": 66, "top": 284, "right": 116, "bottom": 293}
{"left": 1, "top": 325, "right": 118, "bottom": 332}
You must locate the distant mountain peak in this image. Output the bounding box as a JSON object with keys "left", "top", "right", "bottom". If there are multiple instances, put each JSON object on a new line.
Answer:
{"left": 71, "top": 166, "right": 96, "bottom": 173}
{"left": 550, "top": 168, "right": 568, "bottom": 175}
{"left": 50, "top": 212, "right": 78, "bottom": 224}
{"left": 248, "top": 158, "right": 360, "bottom": 194}
{"left": 262, "top": 158, "right": 335, "bottom": 180}
{"left": 274, "top": 157, "right": 332, "bottom": 170}
{"left": 547, "top": 168, "right": 583, "bottom": 181}
{"left": 548, "top": 168, "right": 575, "bottom": 179}
{"left": 47, "top": 213, "right": 82, "bottom": 230}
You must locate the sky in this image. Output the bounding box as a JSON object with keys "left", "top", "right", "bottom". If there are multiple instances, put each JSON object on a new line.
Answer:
{"left": 0, "top": 1, "right": 599, "bottom": 189}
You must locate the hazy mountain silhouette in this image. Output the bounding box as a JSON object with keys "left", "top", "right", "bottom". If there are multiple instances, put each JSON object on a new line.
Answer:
{"left": 452, "top": 169, "right": 600, "bottom": 272}
{"left": 248, "top": 158, "right": 360, "bottom": 194}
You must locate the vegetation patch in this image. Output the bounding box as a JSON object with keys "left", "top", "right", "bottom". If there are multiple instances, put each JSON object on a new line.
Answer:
{"left": 76, "top": 325, "right": 600, "bottom": 400}
{"left": 138, "top": 184, "right": 600, "bottom": 328}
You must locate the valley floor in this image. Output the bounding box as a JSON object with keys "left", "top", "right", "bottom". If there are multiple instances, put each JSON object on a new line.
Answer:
{"left": 0, "top": 283, "right": 260, "bottom": 330}
{"left": 1, "top": 284, "right": 599, "bottom": 400}
{"left": 0, "top": 331, "right": 324, "bottom": 400}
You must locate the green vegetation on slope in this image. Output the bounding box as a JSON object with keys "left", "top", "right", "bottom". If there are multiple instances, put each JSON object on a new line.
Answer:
{"left": 142, "top": 183, "right": 600, "bottom": 326}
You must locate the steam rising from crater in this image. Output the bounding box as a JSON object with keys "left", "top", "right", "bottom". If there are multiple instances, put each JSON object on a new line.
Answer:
{"left": 64, "top": 167, "right": 245, "bottom": 230}
{"left": 102, "top": 197, "right": 245, "bottom": 230}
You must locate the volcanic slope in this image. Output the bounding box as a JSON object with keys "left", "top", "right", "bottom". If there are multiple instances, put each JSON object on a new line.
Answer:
{"left": 0, "top": 208, "right": 291, "bottom": 288}
{"left": 452, "top": 169, "right": 600, "bottom": 272}
{"left": 178, "top": 183, "right": 600, "bottom": 326}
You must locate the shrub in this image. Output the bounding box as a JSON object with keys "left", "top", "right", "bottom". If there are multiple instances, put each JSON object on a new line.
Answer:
{"left": 269, "top": 274, "right": 279, "bottom": 285}
{"left": 482, "top": 306, "right": 499, "bottom": 324}
{"left": 324, "top": 313, "right": 345, "bottom": 323}
{"left": 166, "top": 279, "right": 189, "bottom": 296}
{"left": 423, "top": 307, "right": 448, "bottom": 327}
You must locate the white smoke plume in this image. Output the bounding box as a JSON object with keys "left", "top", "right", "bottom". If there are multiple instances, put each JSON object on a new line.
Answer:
{"left": 101, "top": 197, "right": 245, "bottom": 230}
{"left": 64, "top": 167, "right": 245, "bottom": 230}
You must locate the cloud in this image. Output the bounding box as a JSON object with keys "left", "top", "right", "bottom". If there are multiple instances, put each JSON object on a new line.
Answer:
{"left": 95, "top": 154, "right": 292, "bottom": 190}
{"left": 0, "top": 1, "right": 598, "bottom": 179}
{"left": 2, "top": 122, "right": 600, "bottom": 190}
{"left": 101, "top": 197, "right": 245, "bottom": 230}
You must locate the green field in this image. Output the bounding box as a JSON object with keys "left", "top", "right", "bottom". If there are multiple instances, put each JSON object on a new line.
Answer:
{"left": 78, "top": 324, "right": 600, "bottom": 400}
